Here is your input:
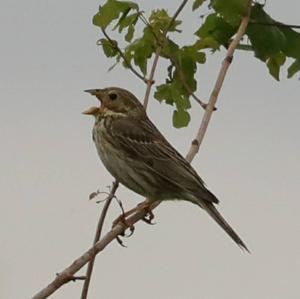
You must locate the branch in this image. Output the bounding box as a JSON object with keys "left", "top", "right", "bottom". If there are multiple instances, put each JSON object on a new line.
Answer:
{"left": 32, "top": 1, "right": 252, "bottom": 298}
{"left": 143, "top": 50, "right": 159, "bottom": 108}
{"left": 169, "top": 0, "right": 189, "bottom": 27}
{"left": 80, "top": 181, "right": 119, "bottom": 299}
{"left": 186, "top": 0, "right": 252, "bottom": 161}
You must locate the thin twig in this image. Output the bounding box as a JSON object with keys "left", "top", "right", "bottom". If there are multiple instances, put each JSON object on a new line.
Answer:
{"left": 169, "top": 0, "right": 188, "bottom": 27}
{"left": 101, "top": 28, "right": 146, "bottom": 82}
{"left": 80, "top": 181, "right": 119, "bottom": 299}
{"left": 32, "top": 2, "right": 252, "bottom": 298}
{"left": 250, "top": 20, "right": 300, "bottom": 29}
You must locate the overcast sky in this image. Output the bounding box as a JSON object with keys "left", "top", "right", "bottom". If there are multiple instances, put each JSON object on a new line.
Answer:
{"left": 1, "top": 1, "right": 299, "bottom": 299}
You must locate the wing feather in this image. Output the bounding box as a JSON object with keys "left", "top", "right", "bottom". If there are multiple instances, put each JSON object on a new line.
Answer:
{"left": 111, "top": 117, "right": 219, "bottom": 204}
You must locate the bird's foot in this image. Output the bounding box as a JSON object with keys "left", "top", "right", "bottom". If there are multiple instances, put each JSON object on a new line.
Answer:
{"left": 112, "top": 211, "right": 135, "bottom": 247}
{"left": 112, "top": 201, "right": 155, "bottom": 246}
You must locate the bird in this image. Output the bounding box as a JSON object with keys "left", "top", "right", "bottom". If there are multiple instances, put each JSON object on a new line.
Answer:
{"left": 83, "top": 87, "right": 248, "bottom": 251}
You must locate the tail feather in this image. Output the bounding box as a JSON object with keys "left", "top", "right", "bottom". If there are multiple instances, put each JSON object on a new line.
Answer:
{"left": 203, "top": 202, "right": 249, "bottom": 252}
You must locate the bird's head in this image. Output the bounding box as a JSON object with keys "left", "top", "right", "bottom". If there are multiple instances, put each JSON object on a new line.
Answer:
{"left": 83, "top": 87, "right": 146, "bottom": 119}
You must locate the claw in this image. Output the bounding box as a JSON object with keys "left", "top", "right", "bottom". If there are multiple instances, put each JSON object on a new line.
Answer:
{"left": 113, "top": 214, "right": 135, "bottom": 247}
{"left": 142, "top": 210, "right": 155, "bottom": 225}
{"left": 112, "top": 200, "right": 156, "bottom": 246}
{"left": 125, "top": 225, "right": 135, "bottom": 237}
{"left": 116, "top": 235, "right": 127, "bottom": 247}
{"left": 137, "top": 202, "right": 155, "bottom": 225}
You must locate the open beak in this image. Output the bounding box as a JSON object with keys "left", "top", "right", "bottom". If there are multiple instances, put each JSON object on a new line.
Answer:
{"left": 83, "top": 89, "right": 104, "bottom": 116}
{"left": 82, "top": 106, "right": 100, "bottom": 115}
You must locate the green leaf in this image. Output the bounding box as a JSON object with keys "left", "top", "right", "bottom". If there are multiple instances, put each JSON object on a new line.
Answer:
{"left": 98, "top": 38, "right": 119, "bottom": 57}
{"left": 245, "top": 4, "right": 300, "bottom": 78}
{"left": 156, "top": 40, "right": 204, "bottom": 112}
{"left": 288, "top": 59, "right": 300, "bottom": 78}
{"left": 179, "top": 55, "right": 197, "bottom": 91}
{"left": 266, "top": 52, "right": 286, "bottom": 81}
{"left": 114, "top": 8, "right": 131, "bottom": 31}
{"left": 194, "top": 37, "right": 219, "bottom": 50}
{"left": 155, "top": 82, "right": 191, "bottom": 128}
{"left": 182, "top": 44, "right": 206, "bottom": 64}
{"left": 123, "top": 26, "right": 156, "bottom": 74}
{"left": 212, "top": 0, "right": 248, "bottom": 26}
{"left": 280, "top": 27, "right": 300, "bottom": 59}
{"left": 154, "top": 84, "right": 174, "bottom": 105}
{"left": 192, "top": 0, "right": 205, "bottom": 11}
{"left": 149, "top": 9, "right": 182, "bottom": 33}
{"left": 161, "top": 38, "right": 180, "bottom": 58}
{"left": 125, "top": 24, "right": 135, "bottom": 42}
{"left": 172, "top": 89, "right": 191, "bottom": 110}
{"left": 134, "top": 49, "right": 147, "bottom": 74}
{"left": 195, "top": 13, "right": 236, "bottom": 47}
{"left": 117, "top": 12, "right": 139, "bottom": 42}
{"left": 118, "top": 12, "right": 138, "bottom": 33}
{"left": 93, "top": 0, "right": 138, "bottom": 29}
{"left": 173, "top": 109, "right": 191, "bottom": 128}
{"left": 247, "top": 4, "right": 286, "bottom": 61}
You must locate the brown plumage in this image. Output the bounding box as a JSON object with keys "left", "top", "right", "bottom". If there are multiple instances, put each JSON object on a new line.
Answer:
{"left": 84, "top": 87, "right": 249, "bottom": 251}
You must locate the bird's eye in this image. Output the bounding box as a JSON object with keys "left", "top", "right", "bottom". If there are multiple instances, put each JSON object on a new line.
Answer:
{"left": 108, "top": 93, "right": 118, "bottom": 101}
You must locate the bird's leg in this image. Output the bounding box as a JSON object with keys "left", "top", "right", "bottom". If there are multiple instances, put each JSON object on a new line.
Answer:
{"left": 113, "top": 200, "right": 155, "bottom": 232}
{"left": 112, "top": 200, "right": 156, "bottom": 246}
{"left": 113, "top": 216, "right": 135, "bottom": 247}
{"left": 112, "top": 205, "right": 137, "bottom": 232}
{"left": 112, "top": 201, "right": 135, "bottom": 247}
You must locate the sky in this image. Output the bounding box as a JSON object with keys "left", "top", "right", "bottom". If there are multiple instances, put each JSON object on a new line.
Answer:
{"left": 1, "top": 1, "right": 299, "bottom": 299}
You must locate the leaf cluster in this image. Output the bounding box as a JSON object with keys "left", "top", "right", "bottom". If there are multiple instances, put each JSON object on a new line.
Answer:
{"left": 92, "top": 0, "right": 300, "bottom": 127}
{"left": 247, "top": 4, "right": 300, "bottom": 79}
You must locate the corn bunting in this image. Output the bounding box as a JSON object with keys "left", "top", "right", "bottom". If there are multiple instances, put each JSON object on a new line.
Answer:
{"left": 83, "top": 87, "right": 248, "bottom": 251}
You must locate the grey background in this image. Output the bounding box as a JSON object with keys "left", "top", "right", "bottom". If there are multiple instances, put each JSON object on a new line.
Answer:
{"left": 1, "top": 1, "right": 299, "bottom": 298}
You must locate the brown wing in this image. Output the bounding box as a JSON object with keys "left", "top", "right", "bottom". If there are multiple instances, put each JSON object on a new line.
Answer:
{"left": 111, "top": 116, "right": 219, "bottom": 204}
